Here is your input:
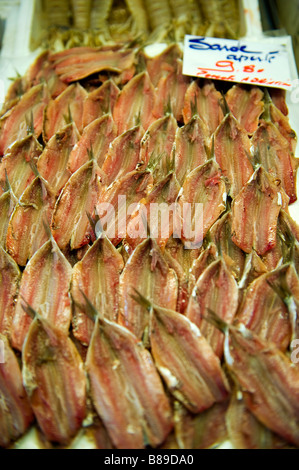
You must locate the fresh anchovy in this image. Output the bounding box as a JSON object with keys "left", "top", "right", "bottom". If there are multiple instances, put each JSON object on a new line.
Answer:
{"left": 51, "top": 159, "right": 102, "bottom": 251}
{"left": 140, "top": 114, "right": 177, "bottom": 180}
{"left": 225, "top": 85, "right": 264, "bottom": 135}
{"left": 183, "top": 80, "right": 223, "bottom": 135}
{"left": 43, "top": 83, "right": 87, "bottom": 142}
{"left": 164, "top": 236, "right": 200, "bottom": 314}
{"left": 85, "top": 417, "right": 114, "bottom": 450}
{"left": 86, "top": 315, "right": 173, "bottom": 449}
{"left": 209, "top": 212, "right": 245, "bottom": 281}
{"left": 186, "top": 258, "right": 239, "bottom": 358}
{"left": 6, "top": 177, "right": 55, "bottom": 266}
{"left": 231, "top": 166, "right": 289, "bottom": 256}
{"left": 22, "top": 317, "right": 86, "bottom": 445}
{"left": 177, "top": 159, "right": 227, "bottom": 249}
{"left": 71, "top": 235, "right": 124, "bottom": 346}
{"left": 113, "top": 71, "right": 156, "bottom": 134}
{"left": 0, "top": 189, "right": 17, "bottom": 249}
{"left": 0, "top": 83, "right": 50, "bottom": 156}
{"left": 174, "top": 400, "right": 229, "bottom": 449}
{"left": 0, "top": 334, "right": 33, "bottom": 448}
{"left": 252, "top": 119, "right": 298, "bottom": 204}
{"left": 269, "top": 88, "right": 288, "bottom": 116}
{"left": 96, "top": 170, "right": 152, "bottom": 246}
{"left": 82, "top": 79, "right": 120, "bottom": 128}
{"left": 153, "top": 59, "right": 190, "bottom": 123}
{"left": 37, "top": 123, "right": 80, "bottom": 196}
{"left": 11, "top": 238, "right": 72, "bottom": 352}
{"left": 174, "top": 115, "right": 209, "bottom": 185}
{"left": 125, "top": 173, "right": 180, "bottom": 250}
{"left": 221, "top": 319, "right": 299, "bottom": 447}
{"left": 68, "top": 114, "right": 117, "bottom": 174}
{"left": 145, "top": 43, "right": 183, "bottom": 87}
{"left": 146, "top": 298, "right": 230, "bottom": 412}
{"left": 24, "top": 50, "right": 67, "bottom": 99}
{"left": 102, "top": 125, "right": 144, "bottom": 185}
{"left": 226, "top": 390, "right": 293, "bottom": 449}
{"left": 214, "top": 113, "right": 254, "bottom": 198}
{"left": 262, "top": 210, "right": 299, "bottom": 273}
{"left": 0, "top": 247, "right": 20, "bottom": 339}
{"left": 269, "top": 100, "right": 297, "bottom": 155}
{"left": 237, "top": 263, "right": 298, "bottom": 351}
{"left": 189, "top": 243, "right": 218, "bottom": 294}
{"left": 1, "top": 77, "right": 25, "bottom": 118}
{"left": 51, "top": 47, "right": 136, "bottom": 83}
{"left": 118, "top": 238, "right": 178, "bottom": 340}
{"left": 237, "top": 251, "right": 268, "bottom": 294}
{"left": 0, "top": 135, "right": 43, "bottom": 199}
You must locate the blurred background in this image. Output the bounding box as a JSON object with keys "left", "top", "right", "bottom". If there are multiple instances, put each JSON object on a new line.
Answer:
{"left": 0, "top": 0, "right": 298, "bottom": 72}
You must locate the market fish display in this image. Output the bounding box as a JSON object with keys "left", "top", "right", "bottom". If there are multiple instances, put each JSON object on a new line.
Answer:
{"left": 0, "top": 42, "right": 298, "bottom": 450}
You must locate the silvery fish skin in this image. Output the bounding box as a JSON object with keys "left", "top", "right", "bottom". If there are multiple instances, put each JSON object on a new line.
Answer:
{"left": 213, "top": 113, "right": 254, "bottom": 198}
{"left": 82, "top": 79, "right": 119, "bottom": 128}
{"left": 11, "top": 238, "right": 72, "bottom": 352}
{"left": 86, "top": 315, "right": 173, "bottom": 449}
{"left": 6, "top": 177, "right": 55, "bottom": 266}
{"left": 223, "top": 321, "right": 299, "bottom": 447}
{"left": 118, "top": 238, "right": 178, "bottom": 340}
{"left": 183, "top": 80, "right": 223, "bottom": 136}
{"left": 225, "top": 85, "right": 264, "bottom": 135}
{"left": 0, "top": 83, "right": 50, "bottom": 156}
{"left": 0, "top": 334, "right": 34, "bottom": 448}
{"left": 51, "top": 159, "right": 102, "bottom": 251}
{"left": 186, "top": 258, "right": 239, "bottom": 358}
{"left": 149, "top": 302, "right": 230, "bottom": 413}
{"left": 43, "top": 83, "right": 87, "bottom": 142}
{"left": 0, "top": 247, "right": 20, "bottom": 340}
{"left": 113, "top": 71, "right": 156, "bottom": 134}
{"left": 0, "top": 135, "right": 43, "bottom": 199}
{"left": 22, "top": 317, "right": 86, "bottom": 445}
{"left": 71, "top": 235, "right": 124, "bottom": 346}
{"left": 37, "top": 123, "right": 80, "bottom": 196}
{"left": 231, "top": 166, "right": 289, "bottom": 256}
{"left": 68, "top": 114, "right": 117, "bottom": 174}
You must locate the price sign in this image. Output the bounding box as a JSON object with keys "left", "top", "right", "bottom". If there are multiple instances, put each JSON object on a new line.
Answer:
{"left": 183, "top": 35, "right": 293, "bottom": 90}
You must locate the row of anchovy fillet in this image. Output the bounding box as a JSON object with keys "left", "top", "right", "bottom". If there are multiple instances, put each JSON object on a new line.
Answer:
{"left": 0, "top": 43, "right": 299, "bottom": 449}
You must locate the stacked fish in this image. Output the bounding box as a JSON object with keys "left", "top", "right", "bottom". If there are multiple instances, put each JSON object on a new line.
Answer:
{"left": 0, "top": 43, "right": 299, "bottom": 449}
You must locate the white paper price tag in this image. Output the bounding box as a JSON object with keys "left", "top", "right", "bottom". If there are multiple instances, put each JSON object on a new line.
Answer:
{"left": 183, "top": 35, "right": 293, "bottom": 90}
